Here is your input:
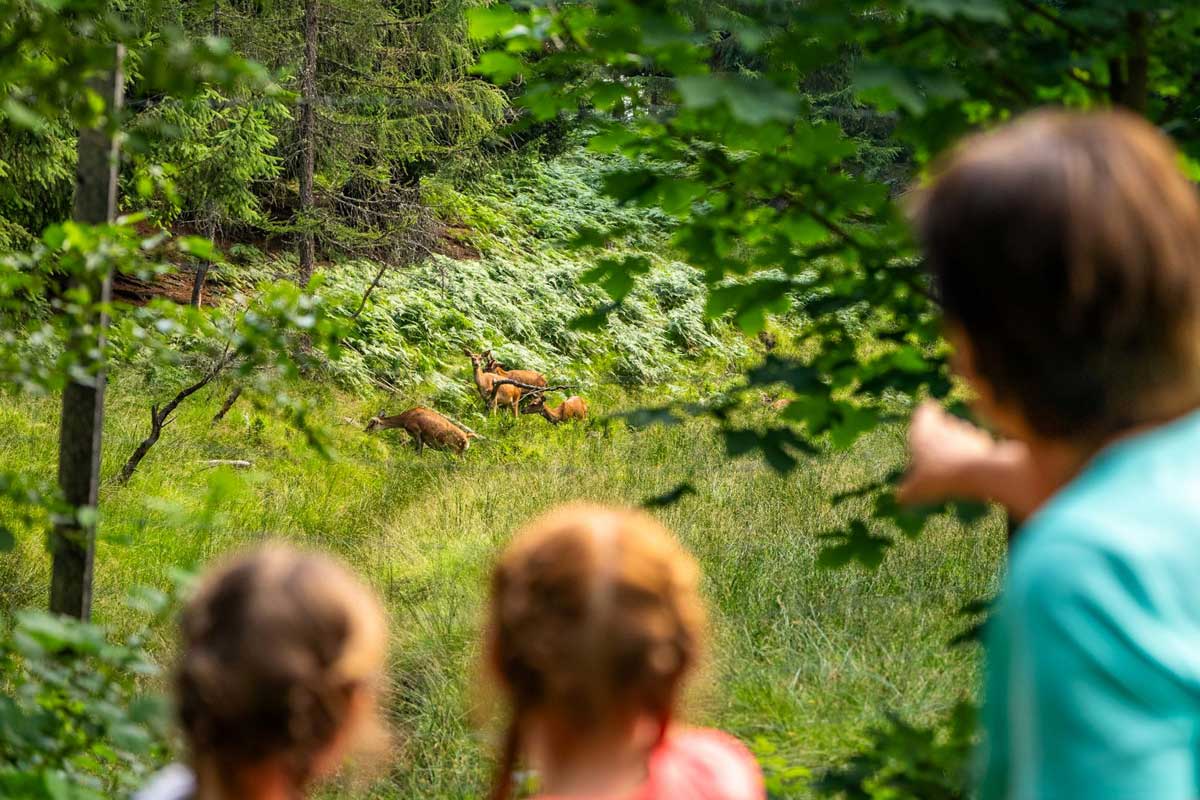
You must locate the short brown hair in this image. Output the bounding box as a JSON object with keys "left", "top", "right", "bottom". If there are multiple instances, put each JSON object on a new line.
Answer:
{"left": 176, "top": 545, "right": 388, "bottom": 792}
{"left": 486, "top": 504, "right": 706, "bottom": 800}
{"left": 913, "top": 110, "right": 1200, "bottom": 439}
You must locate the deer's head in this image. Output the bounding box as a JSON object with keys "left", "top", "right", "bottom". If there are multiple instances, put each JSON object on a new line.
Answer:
{"left": 463, "top": 347, "right": 485, "bottom": 368}
{"left": 365, "top": 408, "right": 386, "bottom": 432}
{"left": 484, "top": 351, "right": 507, "bottom": 372}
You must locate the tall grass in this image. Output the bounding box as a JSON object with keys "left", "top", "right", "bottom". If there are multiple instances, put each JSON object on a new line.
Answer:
{"left": 0, "top": 375, "right": 1004, "bottom": 798}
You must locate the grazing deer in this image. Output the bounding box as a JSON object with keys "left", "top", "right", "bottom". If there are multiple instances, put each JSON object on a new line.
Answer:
{"left": 483, "top": 350, "right": 548, "bottom": 390}
{"left": 365, "top": 407, "right": 477, "bottom": 455}
{"left": 527, "top": 395, "right": 588, "bottom": 424}
{"left": 464, "top": 348, "right": 522, "bottom": 416}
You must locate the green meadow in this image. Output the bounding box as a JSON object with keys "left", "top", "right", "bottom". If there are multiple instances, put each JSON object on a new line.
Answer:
{"left": 0, "top": 376, "right": 1003, "bottom": 797}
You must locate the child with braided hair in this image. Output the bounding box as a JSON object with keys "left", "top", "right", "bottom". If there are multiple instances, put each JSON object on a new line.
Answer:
{"left": 484, "top": 503, "right": 764, "bottom": 800}
{"left": 136, "top": 544, "right": 389, "bottom": 800}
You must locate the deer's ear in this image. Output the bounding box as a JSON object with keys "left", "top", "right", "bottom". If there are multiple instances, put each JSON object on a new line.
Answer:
{"left": 482, "top": 349, "right": 492, "bottom": 358}
{"left": 462, "top": 346, "right": 473, "bottom": 356}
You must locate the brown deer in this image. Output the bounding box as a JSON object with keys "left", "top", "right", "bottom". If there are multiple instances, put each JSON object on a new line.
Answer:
{"left": 464, "top": 348, "right": 522, "bottom": 416}
{"left": 527, "top": 394, "right": 588, "bottom": 424}
{"left": 365, "top": 407, "right": 478, "bottom": 455}
{"left": 483, "top": 350, "right": 548, "bottom": 390}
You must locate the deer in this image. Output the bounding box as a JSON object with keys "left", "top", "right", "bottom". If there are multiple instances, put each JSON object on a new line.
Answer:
{"left": 365, "top": 407, "right": 478, "bottom": 455}
{"left": 482, "top": 350, "right": 548, "bottom": 391}
{"left": 526, "top": 394, "right": 588, "bottom": 424}
{"left": 463, "top": 348, "right": 523, "bottom": 416}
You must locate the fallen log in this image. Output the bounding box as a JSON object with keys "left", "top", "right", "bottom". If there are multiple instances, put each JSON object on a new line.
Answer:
{"left": 199, "top": 459, "right": 252, "bottom": 469}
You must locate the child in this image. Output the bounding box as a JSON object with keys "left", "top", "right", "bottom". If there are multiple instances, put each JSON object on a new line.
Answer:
{"left": 485, "top": 503, "right": 765, "bottom": 800}
{"left": 903, "top": 110, "right": 1200, "bottom": 798}
{"left": 136, "top": 545, "right": 389, "bottom": 800}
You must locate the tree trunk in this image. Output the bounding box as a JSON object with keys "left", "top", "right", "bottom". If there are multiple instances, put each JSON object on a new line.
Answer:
{"left": 1111, "top": 11, "right": 1149, "bottom": 113}
{"left": 51, "top": 46, "right": 124, "bottom": 620}
{"left": 190, "top": 261, "right": 210, "bottom": 307}
{"left": 211, "top": 385, "right": 242, "bottom": 424}
{"left": 297, "top": 0, "right": 319, "bottom": 284}
{"left": 191, "top": 220, "right": 215, "bottom": 307}
{"left": 1123, "top": 11, "right": 1149, "bottom": 114}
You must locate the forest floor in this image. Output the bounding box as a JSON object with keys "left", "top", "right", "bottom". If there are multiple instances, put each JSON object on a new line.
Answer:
{"left": 0, "top": 377, "right": 1004, "bottom": 798}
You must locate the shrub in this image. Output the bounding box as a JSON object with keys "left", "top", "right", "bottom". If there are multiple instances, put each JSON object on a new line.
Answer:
{"left": 0, "top": 593, "right": 175, "bottom": 799}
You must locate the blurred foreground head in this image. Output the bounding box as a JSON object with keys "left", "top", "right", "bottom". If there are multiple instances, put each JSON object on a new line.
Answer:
{"left": 913, "top": 109, "right": 1200, "bottom": 442}
{"left": 486, "top": 503, "right": 706, "bottom": 800}
{"left": 176, "top": 544, "right": 388, "bottom": 796}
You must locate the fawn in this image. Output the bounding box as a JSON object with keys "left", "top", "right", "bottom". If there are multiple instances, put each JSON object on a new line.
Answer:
{"left": 464, "top": 348, "right": 523, "bottom": 416}
{"left": 366, "top": 407, "right": 477, "bottom": 455}
{"left": 527, "top": 395, "right": 588, "bottom": 424}
{"left": 483, "top": 351, "right": 548, "bottom": 390}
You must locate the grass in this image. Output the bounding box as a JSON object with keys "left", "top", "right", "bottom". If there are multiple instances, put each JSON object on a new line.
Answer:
{"left": 0, "top": 370, "right": 1005, "bottom": 798}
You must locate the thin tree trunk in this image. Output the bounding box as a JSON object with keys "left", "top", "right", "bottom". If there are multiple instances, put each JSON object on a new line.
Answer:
{"left": 351, "top": 261, "right": 389, "bottom": 319}
{"left": 297, "top": 0, "right": 319, "bottom": 285}
{"left": 1123, "top": 11, "right": 1149, "bottom": 114}
{"left": 1110, "top": 11, "right": 1149, "bottom": 113}
{"left": 50, "top": 46, "right": 123, "bottom": 621}
{"left": 119, "top": 353, "right": 233, "bottom": 484}
{"left": 191, "top": 220, "right": 214, "bottom": 307}
{"left": 211, "top": 385, "right": 242, "bottom": 424}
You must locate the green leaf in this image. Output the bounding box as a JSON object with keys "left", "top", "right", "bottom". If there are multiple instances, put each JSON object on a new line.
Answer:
{"left": 177, "top": 236, "right": 216, "bottom": 261}
{"left": 747, "top": 356, "right": 823, "bottom": 393}
{"left": 855, "top": 64, "right": 926, "bottom": 114}
{"left": 581, "top": 255, "right": 651, "bottom": 302}
{"left": 467, "top": 6, "right": 522, "bottom": 40}
{"left": 2, "top": 98, "right": 45, "bottom": 131}
{"left": 828, "top": 405, "right": 879, "bottom": 449}
{"left": 677, "top": 75, "right": 799, "bottom": 124}
{"left": 472, "top": 51, "right": 524, "bottom": 84}
{"left": 0, "top": 526, "right": 13, "bottom": 551}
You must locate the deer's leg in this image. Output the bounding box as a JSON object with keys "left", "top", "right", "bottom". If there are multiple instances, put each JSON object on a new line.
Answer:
{"left": 413, "top": 433, "right": 424, "bottom": 455}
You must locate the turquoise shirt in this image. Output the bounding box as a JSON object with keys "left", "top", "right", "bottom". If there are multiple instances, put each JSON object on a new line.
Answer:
{"left": 980, "top": 411, "right": 1200, "bottom": 800}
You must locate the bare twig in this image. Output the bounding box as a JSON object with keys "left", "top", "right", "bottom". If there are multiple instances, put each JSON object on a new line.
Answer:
{"left": 351, "top": 261, "right": 390, "bottom": 319}
{"left": 489, "top": 378, "right": 577, "bottom": 394}
{"left": 119, "top": 350, "right": 235, "bottom": 484}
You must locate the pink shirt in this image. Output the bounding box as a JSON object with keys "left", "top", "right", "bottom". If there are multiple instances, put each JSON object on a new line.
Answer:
{"left": 533, "top": 728, "right": 766, "bottom": 800}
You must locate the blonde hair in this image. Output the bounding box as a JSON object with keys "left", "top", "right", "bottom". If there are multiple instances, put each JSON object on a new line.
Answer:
{"left": 175, "top": 544, "right": 388, "bottom": 793}
{"left": 486, "top": 504, "right": 707, "bottom": 800}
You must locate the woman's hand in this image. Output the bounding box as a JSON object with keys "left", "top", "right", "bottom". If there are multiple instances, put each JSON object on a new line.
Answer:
{"left": 898, "top": 401, "right": 1045, "bottom": 520}
{"left": 898, "top": 401, "right": 997, "bottom": 506}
